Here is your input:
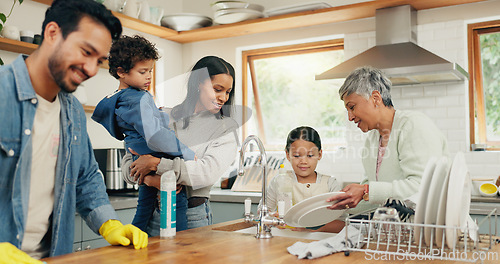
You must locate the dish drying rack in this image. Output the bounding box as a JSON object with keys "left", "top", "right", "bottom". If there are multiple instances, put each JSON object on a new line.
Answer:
{"left": 344, "top": 208, "right": 498, "bottom": 262}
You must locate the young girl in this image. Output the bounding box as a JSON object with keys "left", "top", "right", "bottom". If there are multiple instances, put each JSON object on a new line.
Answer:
{"left": 265, "top": 126, "right": 345, "bottom": 233}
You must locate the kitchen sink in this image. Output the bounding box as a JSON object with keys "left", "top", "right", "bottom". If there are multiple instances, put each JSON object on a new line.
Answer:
{"left": 212, "top": 221, "right": 336, "bottom": 240}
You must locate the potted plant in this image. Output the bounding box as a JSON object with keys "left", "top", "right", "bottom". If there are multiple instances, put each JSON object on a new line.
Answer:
{"left": 1, "top": 0, "right": 23, "bottom": 65}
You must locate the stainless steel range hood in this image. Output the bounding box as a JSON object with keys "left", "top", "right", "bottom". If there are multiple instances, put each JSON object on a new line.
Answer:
{"left": 316, "top": 5, "right": 469, "bottom": 86}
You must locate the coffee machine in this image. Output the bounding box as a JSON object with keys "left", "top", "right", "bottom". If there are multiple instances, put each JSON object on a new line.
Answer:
{"left": 94, "top": 148, "right": 136, "bottom": 191}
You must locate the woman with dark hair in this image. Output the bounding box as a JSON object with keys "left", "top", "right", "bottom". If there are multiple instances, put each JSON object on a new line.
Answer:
{"left": 171, "top": 55, "right": 235, "bottom": 125}
{"left": 122, "top": 56, "right": 239, "bottom": 235}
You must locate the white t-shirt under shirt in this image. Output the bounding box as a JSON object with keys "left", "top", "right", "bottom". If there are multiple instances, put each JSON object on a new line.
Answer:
{"left": 21, "top": 94, "right": 60, "bottom": 258}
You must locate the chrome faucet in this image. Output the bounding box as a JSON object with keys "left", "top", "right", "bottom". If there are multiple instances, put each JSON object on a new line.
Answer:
{"left": 239, "top": 135, "right": 285, "bottom": 239}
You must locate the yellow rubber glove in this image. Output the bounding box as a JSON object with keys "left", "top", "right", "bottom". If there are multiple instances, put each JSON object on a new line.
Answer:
{"left": 99, "top": 220, "right": 148, "bottom": 249}
{"left": 0, "top": 242, "right": 45, "bottom": 264}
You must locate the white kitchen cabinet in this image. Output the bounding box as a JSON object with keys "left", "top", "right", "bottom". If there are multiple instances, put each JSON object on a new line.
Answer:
{"left": 209, "top": 188, "right": 262, "bottom": 224}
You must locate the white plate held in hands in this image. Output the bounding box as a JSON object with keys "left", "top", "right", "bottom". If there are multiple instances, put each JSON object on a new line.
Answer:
{"left": 284, "top": 192, "right": 345, "bottom": 227}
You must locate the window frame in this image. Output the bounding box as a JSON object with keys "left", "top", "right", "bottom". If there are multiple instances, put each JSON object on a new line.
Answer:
{"left": 241, "top": 39, "right": 344, "bottom": 145}
{"left": 468, "top": 19, "right": 500, "bottom": 150}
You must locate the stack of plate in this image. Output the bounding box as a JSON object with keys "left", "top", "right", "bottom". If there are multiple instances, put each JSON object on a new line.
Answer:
{"left": 211, "top": 1, "right": 265, "bottom": 25}
{"left": 413, "top": 152, "right": 476, "bottom": 249}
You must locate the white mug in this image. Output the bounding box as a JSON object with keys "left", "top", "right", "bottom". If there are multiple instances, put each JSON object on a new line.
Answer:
{"left": 1, "top": 25, "right": 20, "bottom": 41}
{"left": 20, "top": 30, "right": 34, "bottom": 38}
{"left": 20, "top": 30, "right": 35, "bottom": 43}
{"left": 138, "top": 0, "right": 151, "bottom": 22}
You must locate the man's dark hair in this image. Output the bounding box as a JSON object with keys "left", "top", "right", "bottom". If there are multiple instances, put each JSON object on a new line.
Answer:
{"left": 108, "top": 35, "right": 159, "bottom": 79}
{"left": 41, "top": 0, "right": 122, "bottom": 42}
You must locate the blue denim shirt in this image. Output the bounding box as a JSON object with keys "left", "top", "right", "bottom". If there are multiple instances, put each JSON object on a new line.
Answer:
{"left": 0, "top": 55, "right": 118, "bottom": 257}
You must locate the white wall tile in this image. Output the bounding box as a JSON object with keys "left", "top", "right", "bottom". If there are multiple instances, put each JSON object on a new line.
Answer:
{"left": 401, "top": 86, "right": 424, "bottom": 97}
{"left": 417, "top": 30, "right": 433, "bottom": 42}
{"left": 447, "top": 129, "right": 466, "bottom": 142}
{"left": 445, "top": 20, "right": 463, "bottom": 28}
{"left": 446, "top": 84, "right": 466, "bottom": 95}
{"left": 445, "top": 39, "right": 464, "bottom": 56}
{"left": 436, "top": 118, "right": 465, "bottom": 130}
{"left": 447, "top": 141, "right": 464, "bottom": 153}
{"left": 413, "top": 97, "right": 436, "bottom": 108}
{"left": 433, "top": 27, "right": 458, "bottom": 40}
{"left": 420, "top": 22, "right": 445, "bottom": 31}
{"left": 436, "top": 95, "right": 460, "bottom": 107}
{"left": 393, "top": 98, "right": 413, "bottom": 109}
{"left": 390, "top": 86, "right": 402, "bottom": 99}
{"left": 349, "top": 36, "right": 371, "bottom": 52}
{"left": 447, "top": 106, "right": 466, "bottom": 118}
{"left": 421, "top": 108, "right": 448, "bottom": 119}
{"left": 424, "top": 87, "right": 447, "bottom": 97}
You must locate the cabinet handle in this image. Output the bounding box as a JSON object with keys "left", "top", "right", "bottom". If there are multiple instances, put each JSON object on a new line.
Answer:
{"left": 75, "top": 247, "right": 82, "bottom": 252}
{"left": 85, "top": 245, "right": 92, "bottom": 250}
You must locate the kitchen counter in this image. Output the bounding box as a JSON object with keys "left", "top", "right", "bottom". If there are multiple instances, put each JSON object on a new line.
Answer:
{"left": 42, "top": 219, "right": 500, "bottom": 263}
{"left": 471, "top": 195, "right": 500, "bottom": 204}
{"left": 470, "top": 195, "right": 500, "bottom": 215}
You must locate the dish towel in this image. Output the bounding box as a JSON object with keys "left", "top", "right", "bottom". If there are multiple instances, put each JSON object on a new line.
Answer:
{"left": 287, "top": 225, "right": 364, "bottom": 259}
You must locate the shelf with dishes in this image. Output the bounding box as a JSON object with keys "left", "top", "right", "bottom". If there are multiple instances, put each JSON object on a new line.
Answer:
{"left": 31, "top": 0, "right": 178, "bottom": 38}
{"left": 0, "top": 37, "right": 38, "bottom": 55}
{"left": 31, "top": 0, "right": 487, "bottom": 44}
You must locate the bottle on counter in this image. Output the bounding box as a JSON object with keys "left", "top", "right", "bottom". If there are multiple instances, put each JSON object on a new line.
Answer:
{"left": 160, "top": 170, "right": 176, "bottom": 238}
{"left": 276, "top": 164, "right": 293, "bottom": 216}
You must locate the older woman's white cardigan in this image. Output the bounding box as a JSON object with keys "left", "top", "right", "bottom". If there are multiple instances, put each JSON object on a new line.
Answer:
{"left": 359, "top": 110, "right": 449, "bottom": 208}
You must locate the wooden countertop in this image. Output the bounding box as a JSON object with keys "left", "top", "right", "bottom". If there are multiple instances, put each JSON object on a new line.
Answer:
{"left": 42, "top": 219, "right": 500, "bottom": 263}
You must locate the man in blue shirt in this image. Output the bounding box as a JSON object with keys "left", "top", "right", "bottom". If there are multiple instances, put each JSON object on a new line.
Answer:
{"left": 0, "top": 0, "right": 147, "bottom": 262}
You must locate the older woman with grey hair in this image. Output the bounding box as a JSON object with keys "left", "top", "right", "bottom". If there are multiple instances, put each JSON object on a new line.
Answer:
{"left": 326, "top": 66, "right": 449, "bottom": 212}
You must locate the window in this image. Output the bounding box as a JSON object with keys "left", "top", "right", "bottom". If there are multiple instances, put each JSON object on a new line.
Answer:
{"left": 468, "top": 20, "right": 500, "bottom": 150}
{"left": 242, "top": 39, "right": 345, "bottom": 150}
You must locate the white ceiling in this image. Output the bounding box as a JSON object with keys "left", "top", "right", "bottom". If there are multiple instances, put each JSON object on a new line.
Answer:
{"left": 146, "top": 0, "right": 373, "bottom": 18}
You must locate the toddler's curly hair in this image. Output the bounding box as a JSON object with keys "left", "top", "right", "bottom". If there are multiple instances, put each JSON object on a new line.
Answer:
{"left": 108, "top": 35, "right": 159, "bottom": 79}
